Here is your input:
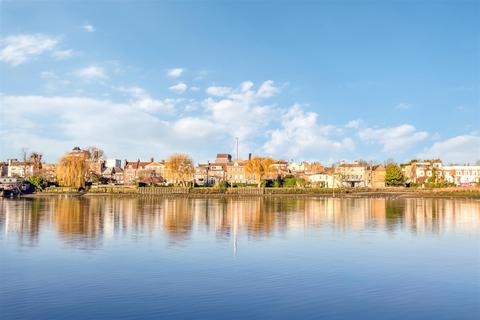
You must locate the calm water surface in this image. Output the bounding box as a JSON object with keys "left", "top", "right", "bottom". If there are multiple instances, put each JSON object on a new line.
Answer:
{"left": 1, "top": 196, "right": 479, "bottom": 319}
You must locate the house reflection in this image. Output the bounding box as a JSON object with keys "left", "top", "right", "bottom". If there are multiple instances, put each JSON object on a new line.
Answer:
{"left": 1, "top": 196, "right": 479, "bottom": 248}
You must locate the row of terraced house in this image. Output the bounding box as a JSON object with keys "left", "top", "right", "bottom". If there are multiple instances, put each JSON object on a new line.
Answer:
{"left": 1, "top": 148, "right": 479, "bottom": 187}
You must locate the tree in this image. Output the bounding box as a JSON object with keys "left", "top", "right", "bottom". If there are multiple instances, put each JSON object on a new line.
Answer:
{"left": 29, "top": 152, "right": 43, "bottom": 175}
{"left": 56, "top": 152, "right": 88, "bottom": 188}
{"left": 27, "top": 175, "right": 46, "bottom": 191}
{"left": 165, "top": 153, "right": 194, "bottom": 187}
{"left": 385, "top": 163, "right": 404, "bottom": 186}
{"left": 86, "top": 146, "right": 105, "bottom": 162}
{"left": 244, "top": 157, "right": 275, "bottom": 188}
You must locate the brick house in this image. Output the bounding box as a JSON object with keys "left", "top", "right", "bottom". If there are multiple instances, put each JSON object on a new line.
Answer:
{"left": 123, "top": 160, "right": 152, "bottom": 185}
{"left": 335, "top": 162, "right": 368, "bottom": 188}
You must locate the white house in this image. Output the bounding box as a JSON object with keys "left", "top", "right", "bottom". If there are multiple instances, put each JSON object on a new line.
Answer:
{"left": 7, "top": 159, "right": 34, "bottom": 178}
{"left": 105, "top": 159, "right": 122, "bottom": 169}
{"left": 442, "top": 165, "right": 480, "bottom": 186}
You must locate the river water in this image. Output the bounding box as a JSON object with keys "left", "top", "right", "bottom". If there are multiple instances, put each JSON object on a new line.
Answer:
{"left": 1, "top": 196, "right": 479, "bottom": 319}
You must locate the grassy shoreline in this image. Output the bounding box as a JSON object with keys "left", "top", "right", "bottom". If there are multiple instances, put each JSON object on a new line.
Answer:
{"left": 20, "top": 186, "right": 480, "bottom": 199}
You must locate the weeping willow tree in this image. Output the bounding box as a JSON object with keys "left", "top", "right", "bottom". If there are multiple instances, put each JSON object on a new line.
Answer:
{"left": 56, "top": 153, "right": 88, "bottom": 188}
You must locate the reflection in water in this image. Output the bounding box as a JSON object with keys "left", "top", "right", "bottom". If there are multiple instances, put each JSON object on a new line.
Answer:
{"left": 1, "top": 196, "right": 480, "bottom": 249}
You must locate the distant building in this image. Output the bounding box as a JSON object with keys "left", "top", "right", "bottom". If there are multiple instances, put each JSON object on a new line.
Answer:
{"left": 145, "top": 161, "right": 166, "bottom": 178}
{"left": 41, "top": 163, "right": 57, "bottom": 182}
{"left": 7, "top": 159, "right": 34, "bottom": 178}
{"left": 215, "top": 153, "right": 232, "bottom": 164}
{"left": 194, "top": 164, "right": 210, "bottom": 186}
{"left": 105, "top": 159, "right": 122, "bottom": 169}
{"left": 123, "top": 160, "right": 153, "bottom": 185}
{"left": 102, "top": 166, "right": 124, "bottom": 184}
{"left": 441, "top": 165, "right": 480, "bottom": 186}
{"left": 335, "top": 162, "right": 368, "bottom": 188}
{"left": 0, "top": 162, "right": 8, "bottom": 177}
{"left": 122, "top": 159, "right": 166, "bottom": 185}
{"left": 368, "top": 165, "right": 386, "bottom": 188}
{"left": 401, "top": 160, "right": 443, "bottom": 185}
{"left": 306, "top": 168, "right": 340, "bottom": 188}
{"left": 287, "top": 162, "right": 305, "bottom": 174}
{"left": 226, "top": 160, "right": 255, "bottom": 184}
{"left": 208, "top": 162, "right": 227, "bottom": 185}
{"left": 270, "top": 160, "right": 289, "bottom": 178}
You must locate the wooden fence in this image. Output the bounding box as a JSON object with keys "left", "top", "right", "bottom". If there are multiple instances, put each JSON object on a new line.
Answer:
{"left": 138, "top": 187, "right": 189, "bottom": 195}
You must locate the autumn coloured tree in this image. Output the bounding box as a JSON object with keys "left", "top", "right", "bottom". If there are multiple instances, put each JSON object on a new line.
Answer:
{"left": 56, "top": 150, "right": 88, "bottom": 188}
{"left": 165, "top": 153, "right": 194, "bottom": 187}
{"left": 245, "top": 157, "right": 275, "bottom": 188}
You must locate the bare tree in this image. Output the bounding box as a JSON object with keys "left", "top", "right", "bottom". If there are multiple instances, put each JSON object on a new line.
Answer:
{"left": 29, "top": 152, "right": 43, "bottom": 175}
{"left": 86, "top": 146, "right": 105, "bottom": 162}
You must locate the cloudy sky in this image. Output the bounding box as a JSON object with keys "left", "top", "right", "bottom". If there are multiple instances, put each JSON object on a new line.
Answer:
{"left": 0, "top": 1, "right": 479, "bottom": 164}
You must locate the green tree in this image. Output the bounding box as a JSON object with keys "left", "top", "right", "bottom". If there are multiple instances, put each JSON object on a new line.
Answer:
{"left": 27, "top": 175, "right": 46, "bottom": 191}
{"left": 385, "top": 163, "right": 405, "bottom": 186}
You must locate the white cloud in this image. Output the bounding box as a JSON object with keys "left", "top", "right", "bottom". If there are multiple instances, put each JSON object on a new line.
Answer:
{"left": 52, "top": 49, "right": 73, "bottom": 60}
{"left": 118, "top": 86, "right": 179, "bottom": 113}
{"left": 167, "top": 68, "right": 184, "bottom": 78}
{"left": 256, "top": 80, "right": 279, "bottom": 98}
{"left": 83, "top": 24, "right": 95, "bottom": 32}
{"left": 0, "top": 34, "right": 59, "bottom": 66}
{"left": 0, "top": 95, "right": 221, "bottom": 162}
{"left": 359, "top": 124, "right": 428, "bottom": 154}
{"left": 240, "top": 81, "right": 254, "bottom": 92}
{"left": 206, "top": 86, "right": 232, "bottom": 97}
{"left": 263, "top": 104, "right": 354, "bottom": 159}
{"left": 395, "top": 102, "right": 411, "bottom": 110}
{"left": 74, "top": 65, "right": 107, "bottom": 79}
{"left": 169, "top": 82, "right": 188, "bottom": 93}
{"left": 345, "top": 119, "right": 361, "bottom": 129}
{"left": 202, "top": 81, "right": 278, "bottom": 145}
{"left": 39, "top": 71, "right": 72, "bottom": 93}
{"left": 419, "top": 134, "right": 480, "bottom": 163}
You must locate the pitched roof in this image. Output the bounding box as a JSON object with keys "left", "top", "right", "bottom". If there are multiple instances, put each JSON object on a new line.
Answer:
{"left": 9, "top": 161, "right": 34, "bottom": 166}
{"left": 125, "top": 161, "right": 151, "bottom": 169}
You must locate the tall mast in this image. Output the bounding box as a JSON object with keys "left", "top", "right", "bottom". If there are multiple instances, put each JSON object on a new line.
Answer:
{"left": 235, "top": 137, "right": 239, "bottom": 160}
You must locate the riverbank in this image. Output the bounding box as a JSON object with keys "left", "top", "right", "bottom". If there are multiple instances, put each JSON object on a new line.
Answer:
{"left": 20, "top": 186, "right": 480, "bottom": 199}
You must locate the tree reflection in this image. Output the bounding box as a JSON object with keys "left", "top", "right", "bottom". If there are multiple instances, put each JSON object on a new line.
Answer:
{"left": 1, "top": 196, "right": 479, "bottom": 249}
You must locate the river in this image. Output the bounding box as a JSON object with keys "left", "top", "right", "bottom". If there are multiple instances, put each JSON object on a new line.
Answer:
{"left": 1, "top": 196, "right": 479, "bottom": 319}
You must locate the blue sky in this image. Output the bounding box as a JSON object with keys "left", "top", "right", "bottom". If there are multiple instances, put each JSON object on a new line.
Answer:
{"left": 0, "top": 0, "right": 479, "bottom": 164}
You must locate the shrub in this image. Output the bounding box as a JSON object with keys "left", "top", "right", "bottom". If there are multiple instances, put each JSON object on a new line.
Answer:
{"left": 27, "top": 175, "right": 47, "bottom": 191}
{"left": 218, "top": 181, "right": 230, "bottom": 189}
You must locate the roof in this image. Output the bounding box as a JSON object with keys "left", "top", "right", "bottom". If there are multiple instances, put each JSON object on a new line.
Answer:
{"left": 216, "top": 153, "right": 231, "bottom": 158}
{"left": 337, "top": 163, "right": 366, "bottom": 168}
{"left": 8, "top": 161, "right": 34, "bottom": 166}
{"left": 125, "top": 161, "right": 151, "bottom": 169}
{"left": 103, "top": 166, "right": 123, "bottom": 174}
{"left": 145, "top": 161, "right": 165, "bottom": 167}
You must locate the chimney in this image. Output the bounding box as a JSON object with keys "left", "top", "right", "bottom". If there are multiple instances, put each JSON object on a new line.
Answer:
{"left": 248, "top": 153, "right": 252, "bottom": 160}
{"left": 150, "top": 157, "right": 154, "bottom": 162}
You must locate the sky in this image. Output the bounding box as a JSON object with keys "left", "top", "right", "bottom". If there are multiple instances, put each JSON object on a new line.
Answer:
{"left": 0, "top": 0, "right": 479, "bottom": 164}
